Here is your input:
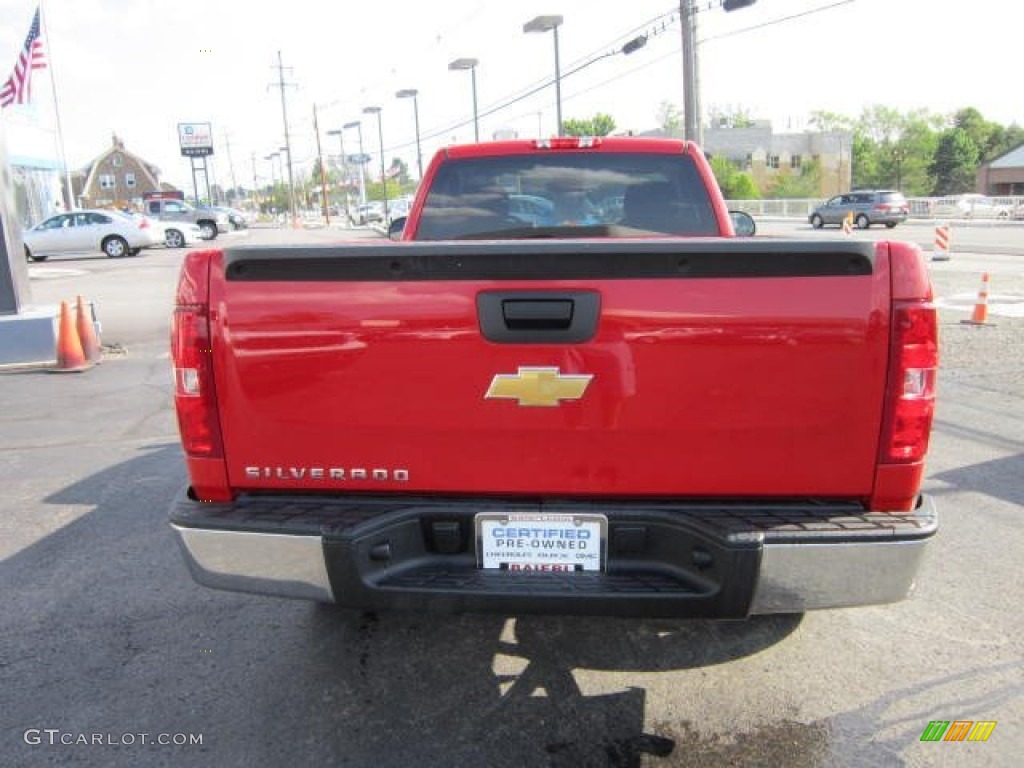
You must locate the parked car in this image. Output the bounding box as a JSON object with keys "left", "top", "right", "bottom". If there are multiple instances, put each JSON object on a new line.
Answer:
{"left": 119, "top": 211, "right": 203, "bottom": 249}
{"left": 23, "top": 209, "right": 162, "bottom": 261}
{"left": 931, "top": 194, "right": 1011, "bottom": 220}
{"left": 809, "top": 190, "right": 909, "bottom": 229}
{"left": 158, "top": 220, "right": 205, "bottom": 248}
{"left": 386, "top": 197, "right": 414, "bottom": 225}
{"left": 198, "top": 206, "right": 249, "bottom": 230}
{"left": 354, "top": 201, "right": 384, "bottom": 225}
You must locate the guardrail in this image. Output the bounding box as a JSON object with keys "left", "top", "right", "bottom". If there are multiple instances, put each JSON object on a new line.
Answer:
{"left": 726, "top": 197, "right": 1024, "bottom": 220}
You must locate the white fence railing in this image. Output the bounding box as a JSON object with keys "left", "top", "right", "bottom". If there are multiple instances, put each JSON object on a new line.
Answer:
{"left": 727, "top": 197, "right": 1024, "bottom": 220}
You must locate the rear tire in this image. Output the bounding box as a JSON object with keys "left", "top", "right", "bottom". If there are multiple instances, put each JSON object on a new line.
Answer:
{"left": 102, "top": 236, "right": 129, "bottom": 258}
{"left": 885, "top": 222, "right": 897, "bottom": 229}
{"left": 198, "top": 221, "right": 217, "bottom": 240}
{"left": 855, "top": 214, "right": 870, "bottom": 230}
{"left": 165, "top": 229, "right": 186, "bottom": 248}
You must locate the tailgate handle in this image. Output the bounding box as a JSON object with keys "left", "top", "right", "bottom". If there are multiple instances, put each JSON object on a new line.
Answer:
{"left": 478, "top": 291, "right": 600, "bottom": 344}
{"left": 502, "top": 299, "right": 573, "bottom": 330}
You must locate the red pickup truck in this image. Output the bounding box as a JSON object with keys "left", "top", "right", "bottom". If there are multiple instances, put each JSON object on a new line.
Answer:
{"left": 169, "top": 137, "right": 937, "bottom": 617}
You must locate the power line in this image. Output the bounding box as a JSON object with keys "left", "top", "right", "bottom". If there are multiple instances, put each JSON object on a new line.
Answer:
{"left": 273, "top": 1, "right": 859, "bottom": 165}
{"left": 700, "top": 0, "right": 857, "bottom": 43}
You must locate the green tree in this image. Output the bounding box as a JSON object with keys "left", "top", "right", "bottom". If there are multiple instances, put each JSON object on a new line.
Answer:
{"left": 930, "top": 128, "right": 980, "bottom": 195}
{"left": 657, "top": 101, "right": 682, "bottom": 138}
{"left": 709, "top": 155, "right": 737, "bottom": 195}
{"left": 730, "top": 173, "right": 760, "bottom": 200}
{"left": 709, "top": 156, "right": 760, "bottom": 199}
{"left": 707, "top": 104, "right": 754, "bottom": 129}
{"left": 808, "top": 110, "right": 855, "bottom": 133}
{"left": 767, "top": 157, "right": 821, "bottom": 199}
{"left": 986, "top": 123, "right": 1024, "bottom": 162}
{"left": 563, "top": 113, "right": 616, "bottom": 137}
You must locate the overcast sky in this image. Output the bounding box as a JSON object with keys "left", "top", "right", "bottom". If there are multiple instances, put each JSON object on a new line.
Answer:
{"left": 0, "top": 0, "right": 1013, "bottom": 191}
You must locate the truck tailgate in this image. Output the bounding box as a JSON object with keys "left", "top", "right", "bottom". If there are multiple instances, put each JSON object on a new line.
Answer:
{"left": 212, "top": 240, "right": 890, "bottom": 499}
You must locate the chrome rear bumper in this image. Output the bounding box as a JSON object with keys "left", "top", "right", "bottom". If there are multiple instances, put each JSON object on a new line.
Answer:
{"left": 170, "top": 495, "right": 936, "bottom": 616}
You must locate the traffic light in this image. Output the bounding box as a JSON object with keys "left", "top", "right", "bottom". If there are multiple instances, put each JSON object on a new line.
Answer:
{"left": 723, "top": 0, "right": 757, "bottom": 10}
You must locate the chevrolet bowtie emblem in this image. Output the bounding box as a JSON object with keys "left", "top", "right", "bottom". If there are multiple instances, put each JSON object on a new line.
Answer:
{"left": 485, "top": 367, "right": 593, "bottom": 407}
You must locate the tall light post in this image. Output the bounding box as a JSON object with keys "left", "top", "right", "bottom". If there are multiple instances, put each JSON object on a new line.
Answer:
{"left": 448, "top": 58, "right": 479, "bottom": 142}
{"left": 327, "top": 128, "right": 350, "bottom": 224}
{"left": 396, "top": 88, "right": 423, "bottom": 181}
{"left": 264, "top": 152, "right": 279, "bottom": 215}
{"left": 343, "top": 121, "right": 367, "bottom": 207}
{"left": 524, "top": 15, "right": 564, "bottom": 137}
{"left": 363, "top": 106, "right": 388, "bottom": 222}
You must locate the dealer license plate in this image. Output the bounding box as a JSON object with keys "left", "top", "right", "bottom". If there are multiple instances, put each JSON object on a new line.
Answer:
{"left": 475, "top": 512, "right": 607, "bottom": 572}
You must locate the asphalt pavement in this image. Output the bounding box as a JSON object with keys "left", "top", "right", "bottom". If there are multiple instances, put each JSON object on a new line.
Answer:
{"left": 1, "top": 224, "right": 1021, "bottom": 767}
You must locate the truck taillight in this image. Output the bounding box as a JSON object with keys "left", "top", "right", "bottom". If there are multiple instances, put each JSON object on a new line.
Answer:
{"left": 172, "top": 305, "right": 223, "bottom": 458}
{"left": 880, "top": 302, "right": 938, "bottom": 463}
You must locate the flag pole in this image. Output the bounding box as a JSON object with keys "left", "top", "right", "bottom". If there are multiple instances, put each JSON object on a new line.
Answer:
{"left": 38, "top": 0, "right": 75, "bottom": 210}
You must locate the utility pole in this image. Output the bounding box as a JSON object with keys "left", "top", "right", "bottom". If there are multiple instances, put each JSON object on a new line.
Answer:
{"left": 269, "top": 51, "right": 298, "bottom": 225}
{"left": 680, "top": 0, "right": 758, "bottom": 146}
{"left": 679, "top": 0, "right": 701, "bottom": 145}
{"left": 312, "top": 104, "right": 330, "bottom": 225}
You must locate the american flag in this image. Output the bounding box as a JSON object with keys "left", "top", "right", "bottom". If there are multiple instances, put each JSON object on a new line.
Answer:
{"left": 1, "top": 8, "right": 47, "bottom": 108}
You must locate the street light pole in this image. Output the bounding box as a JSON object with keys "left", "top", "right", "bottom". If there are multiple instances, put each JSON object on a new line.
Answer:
{"left": 363, "top": 106, "right": 388, "bottom": 222}
{"left": 327, "top": 128, "right": 350, "bottom": 224}
{"left": 396, "top": 89, "right": 423, "bottom": 181}
{"left": 264, "top": 152, "right": 280, "bottom": 219}
{"left": 448, "top": 58, "right": 479, "bottom": 142}
{"left": 312, "top": 104, "right": 330, "bottom": 226}
{"left": 524, "top": 15, "right": 564, "bottom": 137}
{"left": 344, "top": 121, "right": 367, "bottom": 207}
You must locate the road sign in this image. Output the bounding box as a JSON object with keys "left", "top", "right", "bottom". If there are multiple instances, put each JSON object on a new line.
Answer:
{"left": 347, "top": 153, "right": 372, "bottom": 165}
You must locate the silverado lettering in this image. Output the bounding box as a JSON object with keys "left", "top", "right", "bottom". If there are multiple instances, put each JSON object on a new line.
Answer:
{"left": 244, "top": 467, "right": 410, "bottom": 482}
{"left": 169, "top": 137, "right": 938, "bottom": 619}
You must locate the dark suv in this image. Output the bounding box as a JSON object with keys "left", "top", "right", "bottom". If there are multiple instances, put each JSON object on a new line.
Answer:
{"left": 809, "top": 190, "right": 909, "bottom": 229}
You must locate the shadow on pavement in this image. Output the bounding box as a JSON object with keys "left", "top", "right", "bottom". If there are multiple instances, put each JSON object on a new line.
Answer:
{"left": 931, "top": 452, "right": 1024, "bottom": 506}
{"left": 295, "top": 607, "right": 803, "bottom": 767}
{"left": 3, "top": 442, "right": 804, "bottom": 768}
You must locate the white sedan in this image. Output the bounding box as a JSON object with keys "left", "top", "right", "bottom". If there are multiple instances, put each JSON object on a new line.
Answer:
{"left": 931, "top": 194, "right": 1011, "bottom": 220}
{"left": 23, "top": 209, "right": 163, "bottom": 261}
{"left": 144, "top": 217, "right": 204, "bottom": 248}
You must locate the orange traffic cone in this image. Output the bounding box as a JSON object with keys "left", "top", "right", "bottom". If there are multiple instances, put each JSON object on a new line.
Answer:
{"left": 53, "top": 300, "right": 89, "bottom": 372}
{"left": 75, "top": 295, "right": 102, "bottom": 364}
{"left": 962, "top": 273, "right": 992, "bottom": 326}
